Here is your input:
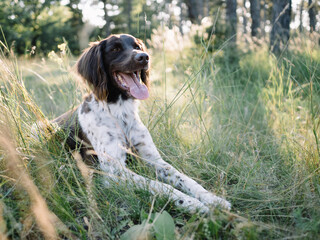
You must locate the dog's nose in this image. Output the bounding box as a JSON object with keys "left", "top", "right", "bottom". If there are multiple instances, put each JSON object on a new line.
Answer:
{"left": 134, "top": 53, "right": 149, "bottom": 65}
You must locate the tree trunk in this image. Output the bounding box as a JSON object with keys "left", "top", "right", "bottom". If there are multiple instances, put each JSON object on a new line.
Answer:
{"left": 126, "top": 0, "right": 132, "bottom": 34}
{"left": 185, "top": 0, "right": 202, "bottom": 24}
{"left": 270, "top": 0, "right": 292, "bottom": 55}
{"left": 308, "top": 0, "right": 316, "bottom": 32}
{"left": 198, "top": 0, "right": 203, "bottom": 21}
{"left": 262, "top": 0, "right": 267, "bottom": 39}
{"left": 102, "top": 0, "right": 111, "bottom": 36}
{"left": 185, "top": 0, "right": 197, "bottom": 23}
{"left": 299, "top": 0, "right": 304, "bottom": 32}
{"left": 226, "top": 0, "right": 237, "bottom": 45}
{"left": 178, "top": 0, "right": 184, "bottom": 35}
{"left": 204, "top": 0, "right": 209, "bottom": 17}
{"left": 249, "top": 0, "right": 261, "bottom": 37}
{"left": 243, "top": 0, "right": 248, "bottom": 35}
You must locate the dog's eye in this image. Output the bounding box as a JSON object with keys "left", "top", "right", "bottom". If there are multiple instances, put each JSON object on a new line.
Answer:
{"left": 135, "top": 45, "right": 141, "bottom": 50}
{"left": 112, "top": 47, "right": 121, "bottom": 52}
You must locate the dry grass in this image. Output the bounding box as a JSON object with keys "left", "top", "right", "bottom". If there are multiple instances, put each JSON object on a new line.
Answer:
{"left": 0, "top": 32, "right": 320, "bottom": 239}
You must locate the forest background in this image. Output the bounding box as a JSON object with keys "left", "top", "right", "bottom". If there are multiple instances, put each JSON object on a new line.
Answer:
{"left": 1, "top": 0, "right": 319, "bottom": 56}
{"left": 1, "top": 0, "right": 320, "bottom": 239}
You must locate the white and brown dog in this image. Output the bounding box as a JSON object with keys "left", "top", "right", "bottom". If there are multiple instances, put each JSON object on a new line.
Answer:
{"left": 53, "top": 34, "right": 231, "bottom": 213}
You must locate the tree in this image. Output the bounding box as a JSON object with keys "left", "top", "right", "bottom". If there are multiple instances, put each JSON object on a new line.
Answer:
{"left": 308, "top": 0, "right": 316, "bottom": 33}
{"left": 226, "top": 0, "right": 237, "bottom": 45}
{"left": 243, "top": 0, "right": 248, "bottom": 35}
{"left": 124, "top": 0, "right": 132, "bottom": 34}
{"left": 250, "top": 0, "right": 261, "bottom": 37}
{"left": 101, "top": 0, "right": 111, "bottom": 36}
{"left": 299, "top": 0, "right": 304, "bottom": 32}
{"left": 261, "top": 0, "right": 268, "bottom": 38}
{"left": 0, "top": 0, "right": 81, "bottom": 55}
{"left": 184, "top": 0, "right": 203, "bottom": 24}
{"left": 178, "top": 0, "right": 184, "bottom": 35}
{"left": 270, "top": 0, "right": 292, "bottom": 55}
{"left": 65, "top": 0, "right": 83, "bottom": 55}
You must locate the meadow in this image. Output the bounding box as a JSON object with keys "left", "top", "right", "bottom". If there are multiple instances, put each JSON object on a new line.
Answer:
{"left": 0, "top": 31, "right": 320, "bottom": 239}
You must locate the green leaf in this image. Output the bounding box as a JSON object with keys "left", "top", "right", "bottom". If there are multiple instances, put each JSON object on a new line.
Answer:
{"left": 153, "top": 211, "right": 175, "bottom": 240}
{"left": 140, "top": 208, "right": 149, "bottom": 222}
{"left": 120, "top": 220, "right": 153, "bottom": 240}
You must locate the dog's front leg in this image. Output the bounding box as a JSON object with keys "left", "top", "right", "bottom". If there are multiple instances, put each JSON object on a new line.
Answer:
{"left": 130, "top": 121, "right": 231, "bottom": 210}
{"left": 89, "top": 137, "right": 209, "bottom": 213}
{"left": 98, "top": 155, "right": 209, "bottom": 213}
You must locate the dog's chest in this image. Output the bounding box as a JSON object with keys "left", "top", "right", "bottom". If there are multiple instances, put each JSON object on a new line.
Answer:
{"left": 78, "top": 96, "right": 139, "bottom": 148}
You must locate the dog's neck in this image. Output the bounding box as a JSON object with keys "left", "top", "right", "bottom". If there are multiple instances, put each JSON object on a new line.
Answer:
{"left": 91, "top": 94, "right": 140, "bottom": 121}
{"left": 105, "top": 82, "right": 129, "bottom": 103}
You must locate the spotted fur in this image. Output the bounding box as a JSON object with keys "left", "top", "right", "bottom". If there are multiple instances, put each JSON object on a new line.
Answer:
{"left": 54, "top": 34, "right": 231, "bottom": 213}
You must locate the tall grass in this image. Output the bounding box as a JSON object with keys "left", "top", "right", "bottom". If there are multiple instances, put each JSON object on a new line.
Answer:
{"left": 1, "top": 32, "right": 320, "bottom": 239}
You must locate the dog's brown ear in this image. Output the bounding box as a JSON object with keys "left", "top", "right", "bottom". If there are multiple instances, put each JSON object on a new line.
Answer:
{"left": 76, "top": 41, "right": 108, "bottom": 100}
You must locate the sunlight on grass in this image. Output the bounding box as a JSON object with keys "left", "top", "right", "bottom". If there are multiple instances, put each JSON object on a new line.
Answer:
{"left": 1, "top": 32, "right": 320, "bottom": 239}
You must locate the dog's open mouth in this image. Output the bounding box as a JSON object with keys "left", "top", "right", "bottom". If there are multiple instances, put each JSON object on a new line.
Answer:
{"left": 113, "top": 70, "right": 149, "bottom": 100}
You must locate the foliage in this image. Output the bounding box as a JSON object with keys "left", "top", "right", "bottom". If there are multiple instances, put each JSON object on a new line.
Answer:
{"left": 0, "top": 0, "right": 82, "bottom": 55}
{"left": 0, "top": 27, "right": 320, "bottom": 240}
{"left": 120, "top": 211, "right": 175, "bottom": 240}
{"left": 1, "top": 0, "right": 319, "bottom": 57}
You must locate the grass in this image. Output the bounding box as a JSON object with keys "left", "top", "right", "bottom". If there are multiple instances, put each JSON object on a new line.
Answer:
{"left": 0, "top": 33, "right": 320, "bottom": 239}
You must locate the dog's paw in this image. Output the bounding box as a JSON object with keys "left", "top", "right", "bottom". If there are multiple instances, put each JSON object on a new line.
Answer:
{"left": 198, "top": 192, "right": 231, "bottom": 210}
{"left": 175, "top": 195, "right": 209, "bottom": 214}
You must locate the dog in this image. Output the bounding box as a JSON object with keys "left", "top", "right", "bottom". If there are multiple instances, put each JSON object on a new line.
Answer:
{"left": 53, "top": 34, "right": 231, "bottom": 213}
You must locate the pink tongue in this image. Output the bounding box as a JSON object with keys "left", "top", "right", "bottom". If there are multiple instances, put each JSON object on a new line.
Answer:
{"left": 118, "top": 72, "right": 149, "bottom": 100}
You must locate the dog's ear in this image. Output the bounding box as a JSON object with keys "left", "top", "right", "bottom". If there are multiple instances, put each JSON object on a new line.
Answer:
{"left": 137, "top": 39, "right": 150, "bottom": 88}
{"left": 76, "top": 40, "right": 108, "bottom": 100}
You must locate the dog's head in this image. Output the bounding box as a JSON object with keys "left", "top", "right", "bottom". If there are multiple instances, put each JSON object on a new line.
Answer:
{"left": 76, "top": 34, "right": 150, "bottom": 102}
